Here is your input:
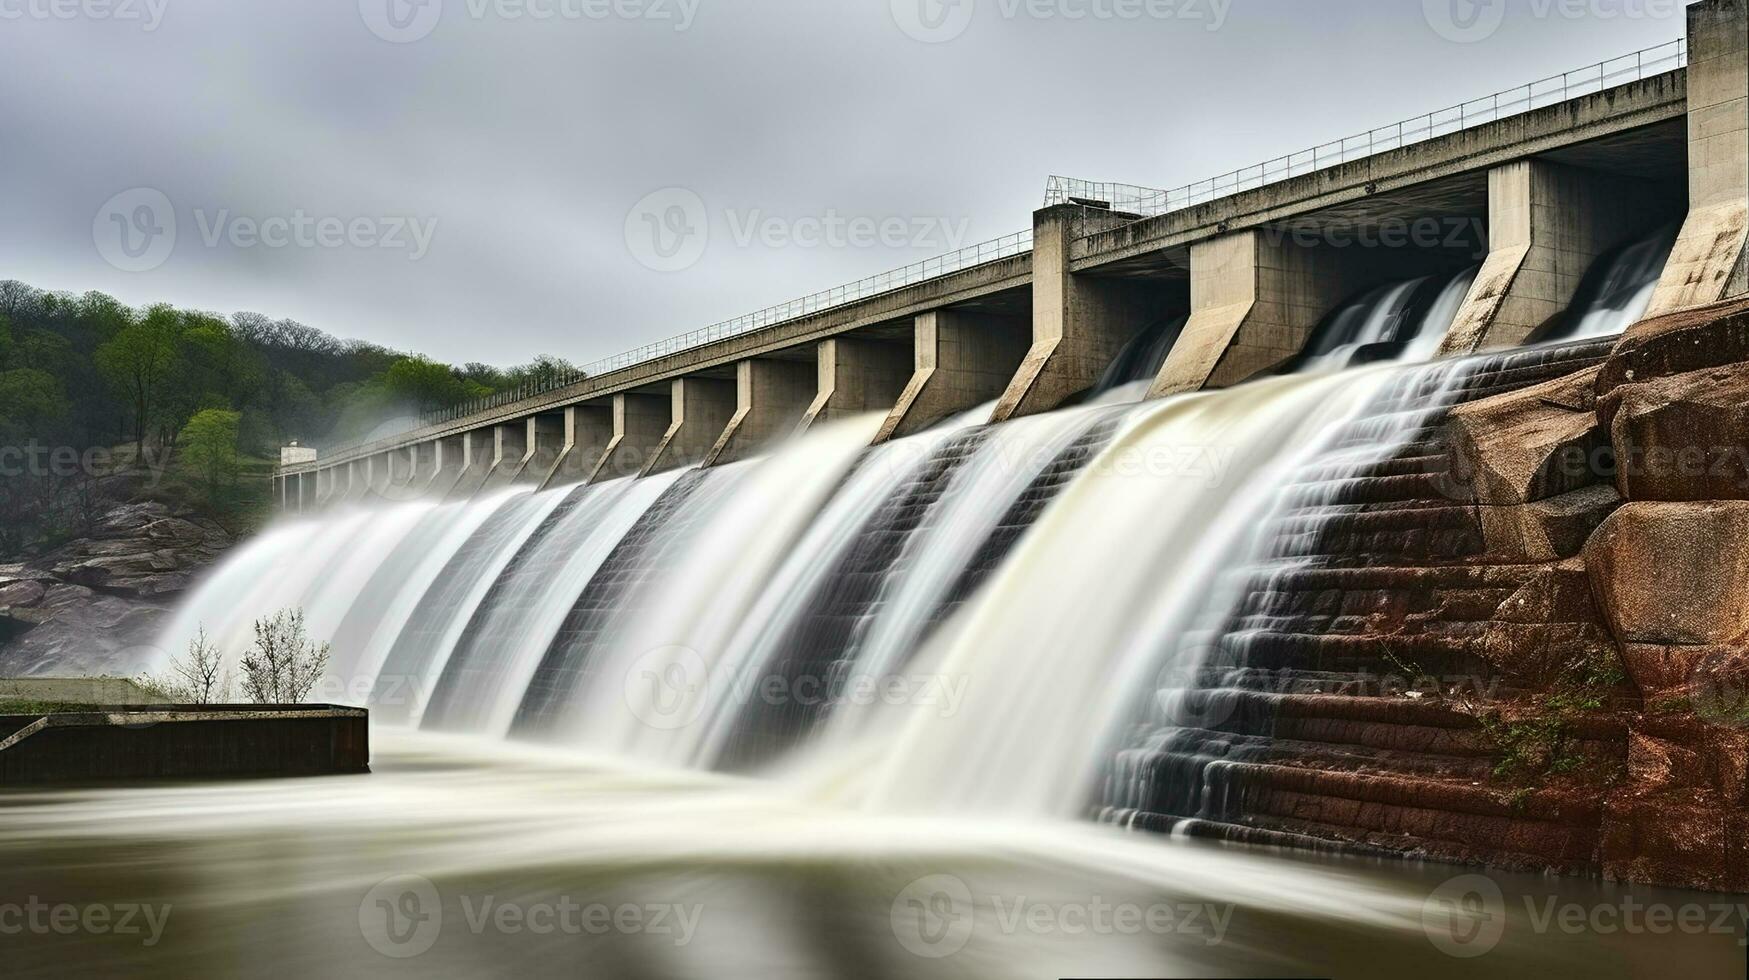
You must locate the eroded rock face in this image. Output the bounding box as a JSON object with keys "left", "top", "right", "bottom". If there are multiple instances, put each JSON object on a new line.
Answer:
{"left": 0, "top": 502, "right": 232, "bottom": 678}
{"left": 1448, "top": 366, "right": 1609, "bottom": 506}
{"left": 1601, "top": 363, "right": 1749, "bottom": 501}
{"left": 1584, "top": 501, "right": 1749, "bottom": 653}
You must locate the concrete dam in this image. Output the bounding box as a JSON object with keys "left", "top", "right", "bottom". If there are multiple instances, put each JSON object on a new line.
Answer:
{"left": 150, "top": 0, "right": 1749, "bottom": 914}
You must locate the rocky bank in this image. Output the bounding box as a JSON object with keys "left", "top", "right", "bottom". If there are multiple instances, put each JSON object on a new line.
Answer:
{"left": 0, "top": 502, "right": 233, "bottom": 678}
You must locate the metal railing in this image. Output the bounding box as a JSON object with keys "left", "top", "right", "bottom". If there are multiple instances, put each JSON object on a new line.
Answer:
{"left": 1043, "top": 37, "right": 1687, "bottom": 221}
{"left": 305, "top": 228, "right": 1035, "bottom": 458}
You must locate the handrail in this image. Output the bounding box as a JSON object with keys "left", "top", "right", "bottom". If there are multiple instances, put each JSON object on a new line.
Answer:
{"left": 309, "top": 228, "right": 1034, "bottom": 457}
{"left": 1043, "top": 37, "right": 1687, "bottom": 222}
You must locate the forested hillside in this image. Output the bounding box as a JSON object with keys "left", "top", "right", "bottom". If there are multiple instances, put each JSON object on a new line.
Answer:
{"left": 0, "top": 279, "right": 576, "bottom": 551}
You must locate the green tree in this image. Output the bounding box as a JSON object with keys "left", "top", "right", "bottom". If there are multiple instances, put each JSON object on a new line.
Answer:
{"left": 0, "top": 313, "right": 13, "bottom": 369}
{"left": 383, "top": 356, "right": 468, "bottom": 413}
{"left": 94, "top": 305, "right": 181, "bottom": 456}
{"left": 178, "top": 408, "right": 242, "bottom": 504}
{"left": 0, "top": 368, "right": 70, "bottom": 442}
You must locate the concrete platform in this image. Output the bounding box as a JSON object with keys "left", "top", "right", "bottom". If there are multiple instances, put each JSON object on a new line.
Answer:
{"left": 0, "top": 705, "right": 370, "bottom": 785}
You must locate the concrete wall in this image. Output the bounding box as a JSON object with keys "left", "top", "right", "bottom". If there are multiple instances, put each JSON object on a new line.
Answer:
{"left": 1150, "top": 231, "right": 1359, "bottom": 394}
{"left": 877, "top": 310, "right": 1030, "bottom": 442}
{"left": 543, "top": 404, "right": 613, "bottom": 489}
{"left": 0, "top": 707, "right": 370, "bottom": 785}
{"left": 477, "top": 421, "right": 530, "bottom": 493}
{"left": 993, "top": 205, "right": 1167, "bottom": 421}
{"left": 443, "top": 430, "right": 496, "bottom": 500}
{"left": 1441, "top": 161, "right": 1675, "bottom": 354}
{"left": 706, "top": 358, "right": 817, "bottom": 466}
{"left": 592, "top": 392, "right": 669, "bottom": 483}
{"left": 799, "top": 337, "right": 913, "bottom": 430}
{"left": 1651, "top": 0, "right": 1749, "bottom": 313}
{"left": 644, "top": 378, "right": 736, "bottom": 475}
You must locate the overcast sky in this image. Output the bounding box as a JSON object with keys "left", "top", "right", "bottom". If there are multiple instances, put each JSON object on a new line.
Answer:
{"left": 0, "top": 0, "right": 1686, "bottom": 368}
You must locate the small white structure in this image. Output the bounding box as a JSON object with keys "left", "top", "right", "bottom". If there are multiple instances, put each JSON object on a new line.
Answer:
{"left": 280, "top": 442, "right": 318, "bottom": 466}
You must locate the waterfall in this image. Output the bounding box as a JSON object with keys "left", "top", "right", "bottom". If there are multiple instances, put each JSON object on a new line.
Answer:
{"left": 1539, "top": 223, "right": 1680, "bottom": 343}
{"left": 144, "top": 235, "right": 1666, "bottom": 825}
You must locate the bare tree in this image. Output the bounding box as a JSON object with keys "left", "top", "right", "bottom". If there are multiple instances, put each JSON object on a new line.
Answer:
{"left": 239, "top": 609, "right": 330, "bottom": 704}
{"left": 140, "top": 627, "right": 232, "bottom": 704}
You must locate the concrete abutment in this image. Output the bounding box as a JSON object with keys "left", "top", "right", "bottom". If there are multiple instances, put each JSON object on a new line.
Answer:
{"left": 876, "top": 310, "right": 1029, "bottom": 442}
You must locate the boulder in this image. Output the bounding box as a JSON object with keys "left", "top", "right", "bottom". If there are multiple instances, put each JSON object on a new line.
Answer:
{"left": 1448, "top": 366, "right": 1608, "bottom": 506}
{"left": 1600, "top": 362, "right": 1749, "bottom": 501}
{"left": 1597, "top": 295, "right": 1749, "bottom": 400}
{"left": 1584, "top": 501, "right": 1749, "bottom": 649}
{"left": 1476, "top": 485, "right": 1620, "bottom": 563}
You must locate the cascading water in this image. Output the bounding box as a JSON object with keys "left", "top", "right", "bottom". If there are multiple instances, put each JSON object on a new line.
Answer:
{"left": 1538, "top": 222, "right": 1681, "bottom": 343}
{"left": 1295, "top": 265, "right": 1480, "bottom": 370}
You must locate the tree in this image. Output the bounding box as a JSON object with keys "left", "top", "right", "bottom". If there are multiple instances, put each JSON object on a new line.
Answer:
{"left": 0, "top": 312, "right": 12, "bottom": 369}
{"left": 94, "top": 305, "right": 181, "bottom": 456}
{"left": 0, "top": 369, "right": 70, "bottom": 442}
{"left": 239, "top": 609, "right": 330, "bottom": 704}
{"left": 383, "top": 356, "right": 468, "bottom": 413}
{"left": 143, "top": 627, "right": 231, "bottom": 704}
{"left": 178, "top": 408, "right": 242, "bottom": 505}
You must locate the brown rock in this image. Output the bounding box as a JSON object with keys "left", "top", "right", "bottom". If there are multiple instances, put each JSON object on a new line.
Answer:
{"left": 1600, "top": 362, "right": 1749, "bottom": 501}
{"left": 1598, "top": 294, "right": 1749, "bottom": 399}
{"left": 1476, "top": 485, "right": 1620, "bottom": 562}
{"left": 1626, "top": 731, "right": 1708, "bottom": 794}
{"left": 1584, "top": 501, "right": 1749, "bottom": 648}
{"left": 1448, "top": 366, "right": 1609, "bottom": 505}
{"left": 0, "top": 580, "right": 47, "bottom": 608}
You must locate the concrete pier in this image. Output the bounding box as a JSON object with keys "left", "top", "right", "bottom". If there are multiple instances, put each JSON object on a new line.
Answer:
{"left": 1440, "top": 161, "right": 1677, "bottom": 354}
{"left": 590, "top": 392, "right": 669, "bottom": 483}
{"left": 799, "top": 337, "right": 912, "bottom": 431}
{"left": 1651, "top": 0, "right": 1749, "bottom": 313}
{"left": 1150, "top": 232, "right": 1357, "bottom": 395}
{"left": 994, "top": 204, "right": 1167, "bottom": 420}
{"left": 478, "top": 422, "right": 529, "bottom": 493}
{"left": 644, "top": 378, "right": 736, "bottom": 475}
{"left": 705, "top": 357, "right": 817, "bottom": 466}
{"left": 443, "top": 431, "right": 495, "bottom": 500}
{"left": 877, "top": 310, "right": 1029, "bottom": 442}
{"left": 543, "top": 404, "right": 613, "bottom": 488}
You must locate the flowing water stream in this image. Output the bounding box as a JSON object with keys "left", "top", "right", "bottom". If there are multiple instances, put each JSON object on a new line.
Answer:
{"left": 9, "top": 231, "right": 1732, "bottom": 978}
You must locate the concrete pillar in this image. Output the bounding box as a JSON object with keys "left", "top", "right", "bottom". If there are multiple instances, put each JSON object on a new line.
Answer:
{"left": 590, "top": 392, "right": 670, "bottom": 484}
{"left": 1150, "top": 231, "right": 1357, "bottom": 395}
{"left": 523, "top": 413, "right": 568, "bottom": 488}
{"left": 643, "top": 378, "right": 736, "bottom": 476}
{"left": 407, "top": 440, "right": 441, "bottom": 497}
{"left": 994, "top": 205, "right": 1165, "bottom": 421}
{"left": 877, "top": 310, "right": 1030, "bottom": 442}
{"left": 478, "top": 421, "right": 530, "bottom": 493}
{"left": 444, "top": 430, "right": 496, "bottom": 500}
{"left": 368, "top": 453, "right": 392, "bottom": 498}
{"left": 1438, "top": 161, "right": 1675, "bottom": 355}
{"left": 798, "top": 337, "right": 912, "bottom": 431}
{"left": 295, "top": 472, "right": 310, "bottom": 512}
{"left": 1650, "top": 0, "right": 1749, "bottom": 313}
{"left": 705, "top": 358, "right": 816, "bottom": 466}
{"left": 543, "top": 404, "right": 614, "bottom": 489}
